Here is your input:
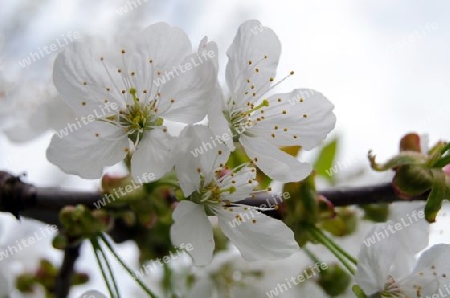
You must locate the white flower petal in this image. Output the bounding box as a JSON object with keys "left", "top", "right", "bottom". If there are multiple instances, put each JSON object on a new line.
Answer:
{"left": 170, "top": 201, "right": 215, "bottom": 266}
{"left": 207, "top": 85, "right": 235, "bottom": 150}
{"left": 249, "top": 89, "right": 336, "bottom": 149}
{"left": 389, "top": 202, "right": 429, "bottom": 256}
{"left": 215, "top": 205, "right": 299, "bottom": 261}
{"left": 398, "top": 244, "right": 450, "bottom": 297}
{"left": 5, "top": 95, "right": 75, "bottom": 143}
{"left": 197, "top": 36, "right": 219, "bottom": 73}
{"left": 158, "top": 52, "right": 217, "bottom": 123}
{"left": 175, "top": 125, "right": 230, "bottom": 196}
{"left": 240, "top": 134, "right": 312, "bottom": 182}
{"left": 128, "top": 22, "right": 193, "bottom": 105}
{"left": 355, "top": 223, "right": 413, "bottom": 295}
{"left": 53, "top": 40, "right": 127, "bottom": 117}
{"left": 131, "top": 129, "right": 176, "bottom": 182}
{"left": 137, "top": 22, "right": 192, "bottom": 72}
{"left": 226, "top": 20, "right": 281, "bottom": 108}
{"left": 414, "top": 244, "right": 450, "bottom": 274}
{"left": 46, "top": 121, "right": 128, "bottom": 178}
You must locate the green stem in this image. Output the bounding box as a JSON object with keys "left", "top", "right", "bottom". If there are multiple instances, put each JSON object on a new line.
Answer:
{"left": 303, "top": 246, "right": 320, "bottom": 264}
{"left": 90, "top": 238, "right": 119, "bottom": 298}
{"left": 99, "top": 233, "right": 158, "bottom": 298}
{"left": 309, "top": 227, "right": 356, "bottom": 275}
{"left": 314, "top": 227, "right": 358, "bottom": 265}
{"left": 96, "top": 242, "right": 121, "bottom": 297}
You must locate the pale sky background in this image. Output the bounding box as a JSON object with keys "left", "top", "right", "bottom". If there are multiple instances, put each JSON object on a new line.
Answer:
{"left": 0, "top": 0, "right": 449, "bottom": 297}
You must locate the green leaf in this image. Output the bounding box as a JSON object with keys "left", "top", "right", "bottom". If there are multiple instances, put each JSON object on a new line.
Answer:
{"left": 440, "top": 142, "right": 450, "bottom": 155}
{"left": 433, "top": 154, "right": 450, "bottom": 168}
{"left": 425, "top": 170, "right": 447, "bottom": 223}
{"left": 369, "top": 151, "right": 426, "bottom": 171}
{"left": 314, "top": 137, "right": 338, "bottom": 183}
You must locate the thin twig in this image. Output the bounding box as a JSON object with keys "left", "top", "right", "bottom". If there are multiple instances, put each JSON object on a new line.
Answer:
{"left": 55, "top": 243, "right": 82, "bottom": 298}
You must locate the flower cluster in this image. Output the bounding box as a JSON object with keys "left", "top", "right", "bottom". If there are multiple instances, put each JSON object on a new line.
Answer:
{"left": 44, "top": 20, "right": 336, "bottom": 264}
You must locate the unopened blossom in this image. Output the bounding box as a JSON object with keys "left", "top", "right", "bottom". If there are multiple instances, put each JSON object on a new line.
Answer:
{"left": 171, "top": 125, "right": 299, "bottom": 265}
{"left": 355, "top": 223, "right": 450, "bottom": 297}
{"left": 47, "top": 22, "right": 217, "bottom": 179}
{"left": 208, "top": 20, "right": 336, "bottom": 183}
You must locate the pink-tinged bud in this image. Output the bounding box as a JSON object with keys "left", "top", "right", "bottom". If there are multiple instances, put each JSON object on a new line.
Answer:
{"left": 101, "top": 174, "right": 128, "bottom": 190}
{"left": 443, "top": 164, "right": 450, "bottom": 176}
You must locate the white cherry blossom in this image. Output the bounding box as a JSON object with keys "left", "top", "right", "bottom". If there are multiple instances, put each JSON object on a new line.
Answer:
{"left": 46, "top": 22, "right": 217, "bottom": 179}
{"left": 208, "top": 20, "right": 336, "bottom": 183}
{"left": 355, "top": 223, "right": 450, "bottom": 297}
{"left": 171, "top": 125, "right": 299, "bottom": 265}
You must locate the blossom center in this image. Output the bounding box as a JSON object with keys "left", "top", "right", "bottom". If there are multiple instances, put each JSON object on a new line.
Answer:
{"left": 225, "top": 99, "right": 269, "bottom": 141}
{"left": 189, "top": 179, "right": 236, "bottom": 206}
{"left": 115, "top": 88, "right": 161, "bottom": 143}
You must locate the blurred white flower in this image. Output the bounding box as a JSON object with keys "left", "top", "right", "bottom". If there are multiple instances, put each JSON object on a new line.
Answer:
{"left": 186, "top": 250, "right": 266, "bottom": 298}
{"left": 46, "top": 22, "right": 217, "bottom": 179}
{"left": 0, "top": 71, "right": 74, "bottom": 142}
{"left": 0, "top": 217, "right": 58, "bottom": 298}
{"left": 3, "top": 89, "right": 74, "bottom": 143}
{"left": 388, "top": 202, "right": 429, "bottom": 267}
{"left": 208, "top": 20, "right": 336, "bottom": 183}
{"left": 0, "top": 71, "right": 16, "bottom": 129}
{"left": 185, "top": 249, "right": 330, "bottom": 298}
{"left": 355, "top": 223, "right": 450, "bottom": 297}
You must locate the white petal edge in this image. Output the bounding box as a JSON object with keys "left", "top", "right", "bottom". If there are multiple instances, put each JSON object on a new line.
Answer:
{"left": 131, "top": 129, "right": 176, "bottom": 182}
{"left": 170, "top": 201, "right": 215, "bottom": 266}
{"left": 240, "top": 134, "right": 312, "bottom": 182}
{"left": 46, "top": 121, "right": 128, "bottom": 179}
{"left": 215, "top": 205, "right": 299, "bottom": 261}
{"left": 175, "top": 125, "right": 230, "bottom": 196}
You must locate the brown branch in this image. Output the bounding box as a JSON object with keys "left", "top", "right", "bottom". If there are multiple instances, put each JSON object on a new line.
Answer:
{"left": 0, "top": 171, "right": 427, "bottom": 224}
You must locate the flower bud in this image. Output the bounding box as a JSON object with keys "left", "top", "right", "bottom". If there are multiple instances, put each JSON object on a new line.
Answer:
{"left": 319, "top": 208, "right": 357, "bottom": 237}
{"left": 317, "top": 263, "right": 351, "bottom": 296}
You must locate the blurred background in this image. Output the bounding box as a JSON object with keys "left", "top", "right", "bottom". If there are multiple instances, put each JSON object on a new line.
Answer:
{"left": 1, "top": 0, "right": 449, "bottom": 297}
